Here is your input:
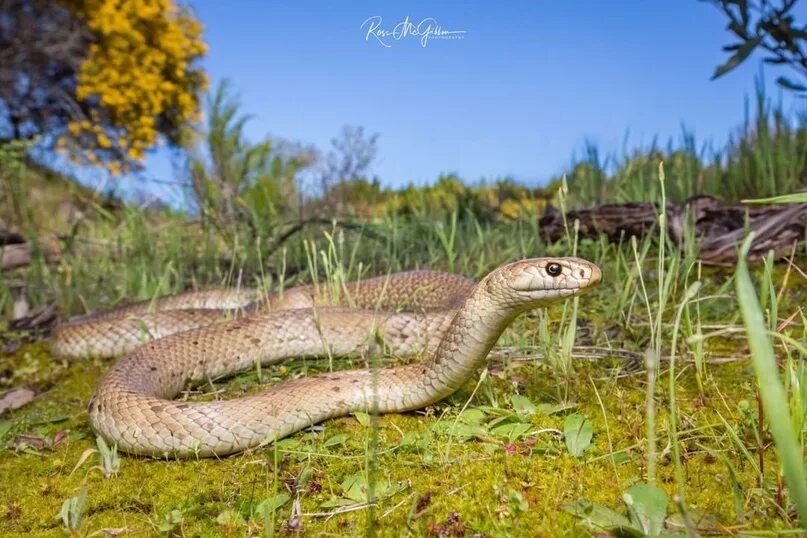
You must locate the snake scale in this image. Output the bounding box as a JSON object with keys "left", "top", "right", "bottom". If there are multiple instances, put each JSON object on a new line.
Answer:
{"left": 50, "top": 258, "right": 601, "bottom": 457}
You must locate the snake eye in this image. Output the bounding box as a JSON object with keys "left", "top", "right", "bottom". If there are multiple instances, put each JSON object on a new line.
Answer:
{"left": 546, "top": 263, "right": 562, "bottom": 277}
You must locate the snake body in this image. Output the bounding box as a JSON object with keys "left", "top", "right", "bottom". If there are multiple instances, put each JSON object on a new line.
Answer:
{"left": 51, "top": 258, "right": 601, "bottom": 457}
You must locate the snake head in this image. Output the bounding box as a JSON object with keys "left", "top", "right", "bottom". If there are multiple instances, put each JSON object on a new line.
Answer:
{"left": 496, "top": 257, "right": 602, "bottom": 307}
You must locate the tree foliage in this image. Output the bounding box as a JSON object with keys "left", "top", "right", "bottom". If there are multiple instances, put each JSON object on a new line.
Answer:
{"left": 0, "top": 0, "right": 207, "bottom": 171}
{"left": 707, "top": 0, "right": 807, "bottom": 94}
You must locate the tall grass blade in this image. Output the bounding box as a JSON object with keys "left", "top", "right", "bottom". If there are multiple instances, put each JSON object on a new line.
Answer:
{"left": 735, "top": 232, "right": 807, "bottom": 526}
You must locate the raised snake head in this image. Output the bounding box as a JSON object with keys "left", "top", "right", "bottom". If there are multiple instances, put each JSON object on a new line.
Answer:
{"left": 487, "top": 257, "right": 602, "bottom": 309}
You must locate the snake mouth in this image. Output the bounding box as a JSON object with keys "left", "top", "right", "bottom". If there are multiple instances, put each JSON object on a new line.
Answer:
{"left": 558, "top": 286, "right": 592, "bottom": 295}
{"left": 545, "top": 277, "right": 601, "bottom": 297}
{"left": 572, "top": 284, "right": 596, "bottom": 295}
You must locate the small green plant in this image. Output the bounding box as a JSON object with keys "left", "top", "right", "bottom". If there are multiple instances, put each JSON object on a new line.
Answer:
{"left": 254, "top": 492, "right": 291, "bottom": 537}
{"left": 320, "top": 472, "right": 408, "bottom": 509}
{"left": 564, "top": 483, "right": 672, "bottom": 537}
{"left": 71, "top": 435, "right": 120, "bottom": 478}
{"left": 156, "top": 509, "right": 184, "bottom": 537}
{"left": 254, "top": 493, "right": 290, "bottom": 519}
{"left": 563, "top": 414, "right": 594, "bottom": 458}
{"left": 216, "top": 509, "right": 246, "bottom": 527}
{"left": 59, "top": 486, "right": 88, "bottom": 536}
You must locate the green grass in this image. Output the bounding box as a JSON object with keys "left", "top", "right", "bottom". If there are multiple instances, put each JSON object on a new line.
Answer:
{"left": 2, "top": 82, "right": 807, "bottom": 536}
{"left": 735, "top": 233, "right": 807, "bottom": 526}
{"left": 2, "top": 205, "right": 807, "bottom": 535}
{"left": 561, "top": 82, "right": 807, "bottom": 206}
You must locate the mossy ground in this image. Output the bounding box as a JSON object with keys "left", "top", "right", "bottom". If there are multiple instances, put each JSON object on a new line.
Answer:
{"left": 0, "top": 311, "right": 795, "bottom": 537}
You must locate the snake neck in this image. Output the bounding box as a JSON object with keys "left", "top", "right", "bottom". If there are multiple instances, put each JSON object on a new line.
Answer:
{"left": 394, "top": 278, "right": 521, "bottom": 410}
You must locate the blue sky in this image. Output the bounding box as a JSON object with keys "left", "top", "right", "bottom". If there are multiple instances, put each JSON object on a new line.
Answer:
{"left": 135, "top": 0, "right": 806, "bottom": 201}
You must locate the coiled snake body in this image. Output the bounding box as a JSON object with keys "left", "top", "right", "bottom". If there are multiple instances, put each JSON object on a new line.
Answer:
{"left": 51, "top": 258, "right": 601, "bottom": 457}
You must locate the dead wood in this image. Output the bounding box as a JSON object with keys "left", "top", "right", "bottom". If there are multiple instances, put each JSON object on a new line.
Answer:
{"left": 538, "top": 196, "right": 807, "bottom": 266}
{"left": 0, "top": 237, "right": 61, "bottom": 270}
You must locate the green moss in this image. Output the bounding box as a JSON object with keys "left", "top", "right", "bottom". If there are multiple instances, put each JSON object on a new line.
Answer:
{"left": 0, "top": 336, "right": 797, "bottom": 537}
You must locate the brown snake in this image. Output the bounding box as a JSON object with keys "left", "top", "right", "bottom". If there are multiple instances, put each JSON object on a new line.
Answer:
{"left": 50, "top": 258, "right": 601, "bottom": 457}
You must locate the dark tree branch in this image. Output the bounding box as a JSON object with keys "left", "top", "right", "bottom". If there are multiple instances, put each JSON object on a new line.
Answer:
{"left": 707, "top": 0, "right": 807, "bottom": 93}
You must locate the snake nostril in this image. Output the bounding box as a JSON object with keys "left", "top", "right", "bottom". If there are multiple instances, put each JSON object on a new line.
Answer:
{"left": 578, "top": 268, "right": 586, "bottom": 279}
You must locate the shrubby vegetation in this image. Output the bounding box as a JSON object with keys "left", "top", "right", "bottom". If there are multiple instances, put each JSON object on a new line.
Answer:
{"left": 184, "top": 81, "right": 309, "bottom": 242}
{"left": 183, "top": 83, "right": 801, "bottom": 228}
{"left": 315, "top": 88, "right": 806, "bottom": 220}
{"left": 1, "top": 0, "right": 206, "bottom": 171}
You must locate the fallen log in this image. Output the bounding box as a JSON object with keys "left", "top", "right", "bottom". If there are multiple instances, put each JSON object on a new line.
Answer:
{"left": 538, "top": 196, "right": 807, "bottom": 266}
